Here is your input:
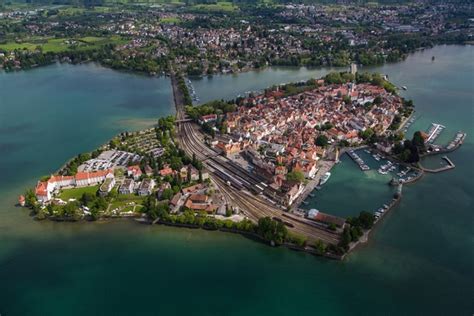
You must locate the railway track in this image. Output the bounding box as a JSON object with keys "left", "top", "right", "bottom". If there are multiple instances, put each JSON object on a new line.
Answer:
{"left": 173, "top": 84, "right": 340, "bottom": 245}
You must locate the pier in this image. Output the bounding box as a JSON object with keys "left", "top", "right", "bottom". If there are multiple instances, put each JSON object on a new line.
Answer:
{"left": 346, "top": 150, "right": 370, "bottom": 171}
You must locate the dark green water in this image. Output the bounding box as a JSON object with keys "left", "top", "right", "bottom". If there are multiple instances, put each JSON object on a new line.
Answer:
{"left": 0, "top": 46, "right": 472, "bottom": 315}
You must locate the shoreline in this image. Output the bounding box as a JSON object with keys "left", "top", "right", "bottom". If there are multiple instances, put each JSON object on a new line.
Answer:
{"left": 3, "top": 43, "right": 471, "bottom": 79}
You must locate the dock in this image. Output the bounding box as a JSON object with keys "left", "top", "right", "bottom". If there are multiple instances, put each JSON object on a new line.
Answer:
{"left": 346, "top": 150, "right": 370, "bottom": 171}
{"left": 426, "top": 123, "right": 445, "bottom": 144}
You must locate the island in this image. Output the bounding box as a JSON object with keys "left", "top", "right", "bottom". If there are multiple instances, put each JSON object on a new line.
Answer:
{"left": 20, "top": 69, "right": 466, "bottom": 260}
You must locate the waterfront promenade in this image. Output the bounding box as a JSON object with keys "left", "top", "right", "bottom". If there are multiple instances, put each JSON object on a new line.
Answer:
{"left": 290, "top": 160, "right": 334, "bottom": 212}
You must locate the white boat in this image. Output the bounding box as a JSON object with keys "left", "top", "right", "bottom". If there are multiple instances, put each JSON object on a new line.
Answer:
{"left": 319, "top": 172, "right": 331, "bottom": 186}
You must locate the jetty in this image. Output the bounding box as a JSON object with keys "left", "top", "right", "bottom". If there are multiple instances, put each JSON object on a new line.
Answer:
{"left": 346, "top": 150, "right": 370, "bottom": 171}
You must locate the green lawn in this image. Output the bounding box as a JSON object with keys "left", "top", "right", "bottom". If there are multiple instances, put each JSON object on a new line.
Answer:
{"left": 191, "top": 2, "right": 237, "bottom": 12}
{"left": 0, "top": 36, "right": 127, "bottom": 53}
{"left": 160, "top": 17, "right": 181, "bottom": 24}
{"left": 109, "top": 194, "right": 146, "bottom": 211}
{"left": 59, "top": 185, "right": 99, "bottom": 200}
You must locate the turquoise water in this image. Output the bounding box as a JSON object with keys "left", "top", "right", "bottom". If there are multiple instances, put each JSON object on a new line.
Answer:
{"left": 0, "top": 46, "right": 473, "bottom": 315}
{"left": 0, "top": 63, "right": 174, "bottom": 191}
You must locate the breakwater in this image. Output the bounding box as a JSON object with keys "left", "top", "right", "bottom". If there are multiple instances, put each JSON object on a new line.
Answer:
{"left": 345, "top": 183, "right": 403, "bottom": 257}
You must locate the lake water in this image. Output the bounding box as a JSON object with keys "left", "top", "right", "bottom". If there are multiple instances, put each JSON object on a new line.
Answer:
{"left": 0, "top": 45, "right": 472, "bottom": 315}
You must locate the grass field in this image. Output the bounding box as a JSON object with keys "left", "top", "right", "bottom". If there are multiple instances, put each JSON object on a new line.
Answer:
{"left": 160, "top": 16, "right": 181, "bottom": 24}
{"left": 191, "top": 1, "right": 237, "bottom": 12}
{"left": 0, "top": 36, "right": 127, "bottom": 53}
{"left": 59, "top": 185, "right": 99, "bottom": 200}
{"left": 109, "top": 194, "right": 146, "bottom": 212}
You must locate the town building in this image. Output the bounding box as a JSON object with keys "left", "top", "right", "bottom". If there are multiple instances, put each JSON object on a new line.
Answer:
{"left": 119, "top": 179, "right": 135, "bottom": 195}
{"left": 138, "top": 178, "right": 155, "bottom": 196}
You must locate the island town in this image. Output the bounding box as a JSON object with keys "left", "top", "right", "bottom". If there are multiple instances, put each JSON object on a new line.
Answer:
{"left": 19, "top": 67, "right": 466, "bottom": 259}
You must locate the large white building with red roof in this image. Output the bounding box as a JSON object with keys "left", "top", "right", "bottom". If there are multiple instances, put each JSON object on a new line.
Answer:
{"left": 35, "top": 170, "right": 114, "bottom": 203}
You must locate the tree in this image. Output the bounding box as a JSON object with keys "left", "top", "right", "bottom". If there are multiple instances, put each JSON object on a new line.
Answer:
{"left": 198, "top": 169, "right": 203, "bottom": 183}
{"left": 24, "top": 189, "right": 37, "bottom": 208}
{"left": 286, "top": 170, "right": 305, "bottom": 183}
{"left": 256, "top": 217, "right": 288, "bottom": 245}
{"left": 81, "top": 192, "right": 96, "bottom": 207}
{"left": 412, "top": 131, "right": 425, "bottom": 150}
{"left": 324, "top": 72, "right": 343, "bottom": 84}
{"left": 90, "top": 207, "right": 100, "bottom": 221}
{"left": 360, "top": 128, "right": 374, "bottom": 140}
{"left": 373, "top": 95, "right": 383, "bottom": 105}
{"left": 225, "top": 205, "right": 232, "bottom": 217}
{"left": 36, "top": 208, "right": 47, "bottom": 220}
{"left": 314, "top": 239, "right": 327, "bottom": 254}
{"left": 161, "top": 188, "right": 174, "bottom": 201}
{"left": 315, "top": 135, "right": 329, "bottom": 147}
{"left": 339, "top": 227, "right": 352, "bottom": 251}
{"left": 357, "top": 211, "right": 375, "bottom": 230}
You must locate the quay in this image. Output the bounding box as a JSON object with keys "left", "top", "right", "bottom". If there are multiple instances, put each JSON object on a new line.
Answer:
{"left": 346, "top": 149, "right": 370, "bottom": 171}
{"left": 289, "top": 160, "right": 335, "bottom": 212}
{"left": 397, "top": 112, "right": 417, "bottom": 134}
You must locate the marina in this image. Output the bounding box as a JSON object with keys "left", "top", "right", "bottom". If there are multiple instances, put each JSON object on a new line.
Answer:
{"left": 445, "top": 131, "right": 467, "bottom": 151}
{"left": 377, "top": 160, "right": 397, "bottom": 175}
{"left": 425, "top": 123, "right": 445, "bottom": 144}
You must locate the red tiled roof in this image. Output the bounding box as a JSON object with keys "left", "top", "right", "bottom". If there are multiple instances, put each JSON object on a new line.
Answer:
{"left": 48, "top": 175, "right": 74, "bottom": 183}
{"left": 75, "top": 169, "right": 111, "bottom": 181}
{"left": 35, "top": 181, "right": 48, "bottom": 196}
{"left": 127, "top": 165, "right": 142, "bottom": 174}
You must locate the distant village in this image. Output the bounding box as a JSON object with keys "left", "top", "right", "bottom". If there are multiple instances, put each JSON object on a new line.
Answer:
{"left": 1, "top": 2, "right": 472, "bottom": 74}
